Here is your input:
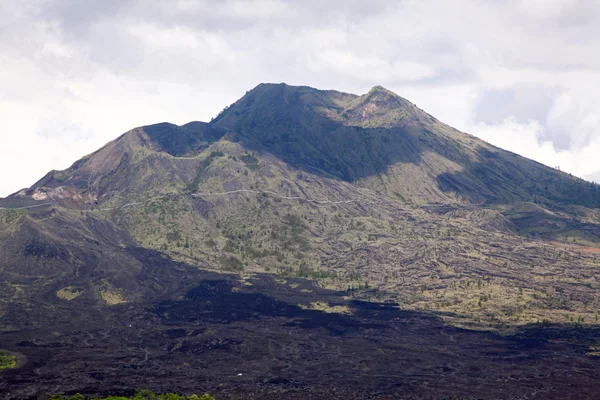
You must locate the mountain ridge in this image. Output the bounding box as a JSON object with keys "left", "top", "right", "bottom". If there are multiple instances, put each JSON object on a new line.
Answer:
{"left": 8, "top": 82, "right": 599, "bottom": 206}
{"left": 4, "top": 82, "right": 600, "bottom": 244}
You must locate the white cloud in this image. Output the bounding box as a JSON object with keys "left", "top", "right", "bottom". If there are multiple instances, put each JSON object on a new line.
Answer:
{"left": 546, "top": 91, "right": 600, "bottom": 150}
{"left": 518, "top": 0, "right": 580, "bottom": 20}
{"left": 471, "top": 117, "right": 600, "bottom": 181}
{"left": 1, "top": 0, "right": 600, "bottom": 196}
{"left": 311, "top": 50, "right": 437, "bottom": 83}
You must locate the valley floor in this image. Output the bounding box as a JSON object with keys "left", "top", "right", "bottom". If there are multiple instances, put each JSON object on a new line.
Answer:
{"left": 2, "top": 270, "right": 600, "bottom": 400}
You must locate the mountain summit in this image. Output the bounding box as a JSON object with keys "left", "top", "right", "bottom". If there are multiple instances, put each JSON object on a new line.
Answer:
{"left": 340, "top": 85, "right": 425, "bottom": 128}
{"left": 207, "top": 83, "right": 600, "bottom": 208}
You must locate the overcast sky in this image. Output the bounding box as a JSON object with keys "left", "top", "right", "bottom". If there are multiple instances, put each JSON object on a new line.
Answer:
{"left": 1, "top": 0, "right": 600, "bottom": 196}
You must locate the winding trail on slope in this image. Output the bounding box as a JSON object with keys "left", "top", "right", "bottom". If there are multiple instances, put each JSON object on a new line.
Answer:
{"left": 0, "top": 202, "right": 57, "bottom": 211}
{"left": 92, "top": 188, "right": 388, "bottom": 212}
{"left": 0, "top": 188, "right": 391, "bottom": 214}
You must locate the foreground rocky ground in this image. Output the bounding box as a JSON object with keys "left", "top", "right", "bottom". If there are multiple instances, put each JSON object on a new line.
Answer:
{"left": 2, "top": 259, "right": 600, "bottom": 400}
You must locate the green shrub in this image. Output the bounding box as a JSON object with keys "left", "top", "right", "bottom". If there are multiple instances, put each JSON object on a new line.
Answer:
{"left": 240, "top": 154, "right": 259, "bottom": 169}
{"left": 0, "top": 352, "right": 16, "bottom": 370}
{"left": 220, "top": 255, "right": 244, "bottom": 271}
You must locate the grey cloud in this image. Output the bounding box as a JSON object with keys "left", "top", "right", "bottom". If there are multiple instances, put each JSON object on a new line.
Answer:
{"left": 37, "top": 0, "right": 398, "bottom": 35}
{"left": 9, "top": 1, "right": 473, "bottom": 98}
{"left": 473, "top": 85, "right": 600, "bottom": 151}
{"left": 22, "top": 0, "right": 600, "bottom": 76}
{"left": 475, "top": 86, "right": 559, "bottom": 126}
{"left": 2, "top": 0, "right": 600, "bottom": 185}
{"left": 34, "top": 0, "right": 132, "bottom": 28}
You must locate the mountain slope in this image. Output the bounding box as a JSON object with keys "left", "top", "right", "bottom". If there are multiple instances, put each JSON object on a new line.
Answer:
{"left": 9, "top": 122, "right": 224, "bottom": 209}
{"left": 10, "top": 82, "right": 599, "bottom": 211}
{"left": 1, "top": 82, "right": 600, "bottom": 330}
{"left": 212, "top": 83, "right": 600, "bottom": 209}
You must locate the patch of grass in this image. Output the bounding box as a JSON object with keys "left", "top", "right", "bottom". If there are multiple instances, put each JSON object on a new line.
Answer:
{"left": 0, "top": 209, "right": 26, "bottom": 225}
{"left": 299, "top": 301, "right": 351, "bottom": 315}
{"left": 98, "top": 282, "right": 127, "bottom": 305}
{"left": 57, "top": 286, "right": 83, "bottom": 301}
{"left": 52, "top": 171, "right": 68, "bottom": 183}
{"left": 278, "top": 264, "right": 339, "bottom": 280}
{"left": 0, "top": 352, "right": 16, "bottom": 370}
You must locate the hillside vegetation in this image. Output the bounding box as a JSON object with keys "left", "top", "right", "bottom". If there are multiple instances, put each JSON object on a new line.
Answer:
{"left": 49, "top": 389, "right": 214, "bottom": 400}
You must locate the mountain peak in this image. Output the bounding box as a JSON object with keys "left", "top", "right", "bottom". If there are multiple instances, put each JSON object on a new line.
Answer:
{"left": 340, "top": 85, "right": 420, "bottom": 128}
{"left": 363, "top": 85, "right": 411, "bottom": 106}
{"left": 368, "top": 85, "right": 394, "bottom": 94}
{"left": 222, "top": 82, "right": 420, "bottom": 130}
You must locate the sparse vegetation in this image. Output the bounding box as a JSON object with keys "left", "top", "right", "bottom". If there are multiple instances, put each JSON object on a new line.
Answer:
{"left": 220, "top": 255, "right": 244, "bottom": 271}
{"left": 298, "top": 301, "right": 351, "bottom": 315}
{"left": 99, "top": 281, "right": 127, "bottom": 305}
{"left": 187, "top": 151, "right": 225, "bottom": 192}
{"left": 0, "top": 352, "right": 16, "bottom": 370}
{"left": 240, "top": 153, "right": 259, "bottom": 170}
{"left": 48, "top": 389, "right": 215, "bottom": 400}
{"left": 0, "top": 208, "right": 26, "bottom": 225}
{"left": 57, "top": 286, "right": 83, "bottom": 301}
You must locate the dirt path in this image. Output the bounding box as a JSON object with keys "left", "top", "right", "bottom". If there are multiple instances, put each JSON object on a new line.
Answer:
{"left": 92, "top": 189, "right": 388, "bottom": 213}
{"left": 0, "top": 202, "right": 56, "bottom": 211}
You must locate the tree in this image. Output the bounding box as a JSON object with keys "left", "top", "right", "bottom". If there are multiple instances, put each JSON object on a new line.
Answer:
{"left": 134, "top": 388, "right": 157, "bottom": 400}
